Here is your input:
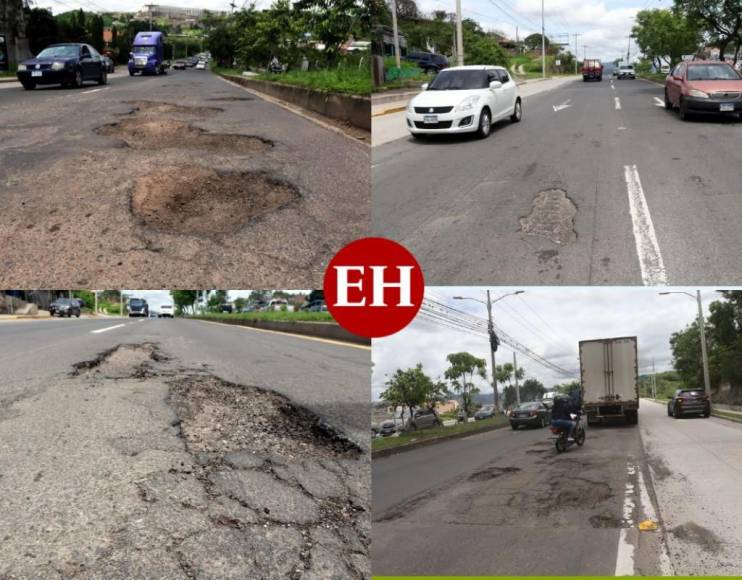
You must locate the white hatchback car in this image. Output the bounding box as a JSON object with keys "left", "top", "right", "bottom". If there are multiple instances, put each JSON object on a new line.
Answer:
{"left": 406, "top": 65, "right": 522, "bottom": 139}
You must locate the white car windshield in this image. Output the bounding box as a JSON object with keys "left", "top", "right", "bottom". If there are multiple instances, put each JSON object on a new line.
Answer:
{"left": 428, "top": 70, "right": 491, "bottom": 90}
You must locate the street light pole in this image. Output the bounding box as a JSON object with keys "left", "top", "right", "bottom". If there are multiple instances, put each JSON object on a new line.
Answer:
{"left": 513, "top": 351, "right": 520, "bottom": 405}
{"left": 456, "top": 0, "right": 464, "bottom": 66}
{"left": 390, "top": 0, "right": 401, "bottom": 68}
{"left": 485, "top": 290, "right": 499, "bottom": 412}
{"left": 541, "top": 0, "right": 546, "bottom": 79}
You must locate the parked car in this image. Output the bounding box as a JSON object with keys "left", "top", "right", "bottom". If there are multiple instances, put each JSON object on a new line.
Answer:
{"left": 302, "top": 299, "right": 327, "bottom": 312}
{"left": 617, "top": 64, "right": 635, "bottom": 79}
{"left": 196, "top": 60, "right": 206, "bottom": 70}
{"left": 101, "top": 55, "right": 115, "bottom": 73}
{"left": 127, "top": 298, "right": 149, "bottom": 317}
{"left": 406, "top": 65, "right": 522, "bottom": 139}
{"left": 403, "top": 51, "right": 449, "bottom": 75}
{"left": 49, "top": 298, "right": 81, "bottom": 318}
{"left": 407, "top": 408, "right": 442, "bottom": 430}
{"left": 541, "top": 391, "right": 556, "bottom": 409}
{"left": 581, "top": 59, "right": 603, "bottom": 81}
{"left": 379, "top": 420, "right": 398, "bottom": 437}
{"left": 173, "top": 60, "right": 186, "bottom": 70}
{"left": 220, "top": 303, "right": 233, "bottom": 313}
{"left": 16, "top": 43, "right": 107, "bottom": 90}
{"left": 159, "top": 304, "right": 174, "bottom": 318}
{"left": 668, "top": 388, "right": 710, "bottom": 418}
{"left": 664, "top": 60, "right": 742, "bottom": 120}
{"left": 509, "top": 401, "right": 551, "bottom": 429}
{"left": 474, "top": 405, "right": 496, "bottom": 420}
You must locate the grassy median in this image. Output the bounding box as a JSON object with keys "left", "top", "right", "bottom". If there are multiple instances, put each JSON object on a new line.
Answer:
{"left": 372, "top": 415, "right": 509, "bottom": 453}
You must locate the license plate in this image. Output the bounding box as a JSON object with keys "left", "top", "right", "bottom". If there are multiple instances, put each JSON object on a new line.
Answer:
{"left": 423, "top": 115, "right": 438, "bottom": 124}
{"left": 720, "top": 103, "right": 734, "bottom": 112}
{"left": 31, "top": 71, "right": 42, "bottom": 77}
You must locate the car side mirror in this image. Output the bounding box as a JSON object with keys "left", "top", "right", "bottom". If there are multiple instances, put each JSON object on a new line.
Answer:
{"left": 673, "top": 75, "right": 683, "bottom": 81}
{"left": 421, "top": 83, "right": 429, "bottom": 90}
{"left": 489, "top": 80, "right": 503, "bottom": 90}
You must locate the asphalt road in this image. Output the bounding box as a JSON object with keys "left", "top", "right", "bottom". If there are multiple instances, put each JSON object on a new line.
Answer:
{"left": 0, "top": 317, "right": 371, "bottom": 578}
{"left": 372, "top": 398, "right": 742, "bottom": 575}
{"left": 373, "top": 77, "right": 742, "bottom": 285}
{"left": 0, "top": 69, "right": 369, "bottom": 288}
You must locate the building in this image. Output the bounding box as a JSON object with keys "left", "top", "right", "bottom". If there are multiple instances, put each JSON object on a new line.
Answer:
{"left": 0, "top": 0, "right": 30, "bottom": 70}
{"left": 135, "top": 4, "right": 226, "bottom": 25}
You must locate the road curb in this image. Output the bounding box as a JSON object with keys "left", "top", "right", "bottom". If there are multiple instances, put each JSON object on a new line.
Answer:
{"left": 372, "top": 105, "right": 406, "bottom": 117}
{"left": 372, "top": 420, "right": 509, "bottom": 458}
{"left": 192, "top": 316, "right": 370, "bottom": 346}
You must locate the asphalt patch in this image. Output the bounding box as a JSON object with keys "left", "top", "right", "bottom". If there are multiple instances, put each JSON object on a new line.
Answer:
{"left": 542, "top": 476, "right": 612, "bottom": 512}
{"left": 520, "top": 188, "right": 578, "bottom": 245}
{"left": 468, "top": 466, "right": 521, "bottom": 481}
{"left": 71, "top": 343, "right": 164, "bottom": 379}
{"left": 589, "top": 513, "right": 624, "bottom": 528}
{"left": 670, "top": 522, "right": 722, "bottom": 553}
{"left": 131, "top": 166, "right": 300, "bottom": 237}
{"left": 122, "top": 99, "right": 223, "bottom": 116}
{"left": 96, "top": 117, "right": 272, "bottom": 153}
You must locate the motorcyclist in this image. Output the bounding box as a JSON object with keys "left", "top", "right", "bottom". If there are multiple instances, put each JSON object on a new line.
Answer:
{"left": 551, "top": 393, "right": 581, "bottom": 441}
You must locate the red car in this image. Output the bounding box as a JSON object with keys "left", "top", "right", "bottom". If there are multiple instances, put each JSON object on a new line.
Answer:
{"left": 664, "top": 60, "right": 742, "bottom": 120}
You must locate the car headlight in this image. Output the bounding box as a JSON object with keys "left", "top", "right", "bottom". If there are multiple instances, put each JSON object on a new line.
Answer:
{"left": 51, "top": 61, "right": 65, "bottom": 71}
{"left": 407, "top": 101, "right": 415, "bottom": 113}
{"left": 17, "top": 64, "right": 27, "bottom": 71}
{"left": 688, "top": 89, "right": 709, "bottom": 99}
{"left": 455, "top": 95, "right": 480, "bottom": 111}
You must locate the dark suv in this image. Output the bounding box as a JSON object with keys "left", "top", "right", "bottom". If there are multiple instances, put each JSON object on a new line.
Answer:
{"left": 668, "top": 389, "right": 710, "bottom": 418}
{"left": 127, "top": 298, "right": 149, "bottom": 317}
{"left": 404, "top": 51, "right": 449, "bottom": 74}
{"left": 49, "top": 298, "right": 81, "bottom": 318}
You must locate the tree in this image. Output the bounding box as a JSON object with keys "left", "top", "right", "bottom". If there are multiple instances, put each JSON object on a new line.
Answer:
{"left": 206, "top": 17, "right": 237, "bottom": 66}
{"left": 554, "top": 380, "right": 581, "bottom": 398}
{"left": 296, "top": 0, "right": 368, "bottom": 64}
{"left": 207, "top": 290, "right": 228, "bottom": 311}
{"left": 632, "top": 9, "right": 701, "bottom": 69}
{"left": 25, "top": 8, "right": 59, "bottom": 56}
{"left": 307, "top": 289, "right": 324, "bottom": 303}
{"left": 675, "top": 0, "right": 742, "bottom": 63}
{"left": 248, "top": 290, "right": 269, "bottom": 303}
{"left": 444, "top": 352, "right": 486, "bottom": 418}
{"left": 380, "top": 364, "right": 442, "bottom": 424}
{"left": 234, "top": 297, "right": 247, "bottom": 312}
{"left": 395, "top": 0, "right": 419, "bottom": 20}
{"left": 171, "top": 290, "right": 199, "bottom": 315}
{"left": 524, "top": 33, "right": 549, "bottom": 52}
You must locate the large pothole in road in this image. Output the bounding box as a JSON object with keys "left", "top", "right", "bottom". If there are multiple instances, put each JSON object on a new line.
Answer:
{"left": 131, "top": 166, "right": 300, "bottom": 237}
{"left": 520, "top": 188, "right": 577, "bottom": 245}
{"left": 122, "top": 99, "right": 224, "bottom": 116}
{"left": 96, "top": 117, "right": 272, "bottom": 153}
{"left": 71, "top": 343, "right": 164, "bottom": 379}
{"left": 167, "top": 373, "right": 361, "bottom": 461}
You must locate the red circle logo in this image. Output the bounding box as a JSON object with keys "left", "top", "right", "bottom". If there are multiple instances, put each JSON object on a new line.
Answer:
{"left": 324, "top": 238, "right": 424, "bottom": 338}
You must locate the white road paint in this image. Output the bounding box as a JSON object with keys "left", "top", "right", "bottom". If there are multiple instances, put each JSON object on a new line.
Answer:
{"left": 615, "top": 463, "right": 637, "bottom": 575}
{"left": 91, "top": 323, "right": 126, "bottom": 334}
{"left": 637, "top": 467, "right": 674, "bottom": 575}
{"left": 612, "top": 84, "right": 616, "bottom": 90}
{"left": 81, "top": 88, "right": 105, "bottom": 94}
{"left": 615, "top": 97, "right": 621, "bottom": 109}
{"left": 623, "top": 164, "right": 668, "bottom": 285}
{"left": 552, "top": 98, "right": 571, "bottom": 112}
{"left": 653, "top": 97, "right": 664, "bottom": 108}
{"left": 617, "top": 126, "right": 627, "bottom": 130}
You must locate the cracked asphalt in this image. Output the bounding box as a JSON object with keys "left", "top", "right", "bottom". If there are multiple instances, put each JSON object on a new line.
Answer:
{"left": 0, "top": 317, "right": 371, "bottom": 579}
{"left": 373, "top": 398, "right": 742, "bottom": 576}
{"left": 0, "top": 69, "right": 370, "bottom": 288}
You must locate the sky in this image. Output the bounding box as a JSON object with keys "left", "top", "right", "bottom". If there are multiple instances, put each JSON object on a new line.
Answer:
{"left": 371, "top": 286, "right": 737, "bottom": 401}
{"left": 34, "top": 0, "right": 269, "bottom": 16}
{"left": 120, "top": 289, "right": 309, "bottom": 311}
{"left": 415, "top": 0, "right": 674, "bottom": 62}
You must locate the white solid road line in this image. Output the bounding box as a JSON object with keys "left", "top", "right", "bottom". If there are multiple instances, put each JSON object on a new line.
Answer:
{"left": 615, "top": 96, "right": 621, "bottom": 109}
{"left": 615, "top": 463, "right": 637, "bottom": 576}
{"left": 637, "top": 467, "right": 674, "bottom": 574}
{"left": 653, "top": 97, "right": 665, "bottom": 107}
{"left": 623, "top": 164, "right": 668, "bottom": 285}
{"left": 81, "top": 88, "right": 105, "bottom": 94}
{"left": 91, "top": 323, "right": 126, "bottom": 334}
{"left": 552, "top": 98, "right": 571, "bottom": 112}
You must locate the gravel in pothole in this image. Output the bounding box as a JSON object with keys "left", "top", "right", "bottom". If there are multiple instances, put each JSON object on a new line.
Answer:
{"left": 96, "top": 117, "right": 271, "bottom": 152}
{"left": 71, "top": 343, "right": 163, "bottom": 379}
{"left": 131, "top": 166, "right": 300, "bottom": 237}
{"left": 520, "top": 188, "right": 578, "bottom": 245}
{"left": 167, "top": 373, "right": 361, "bottom": 460}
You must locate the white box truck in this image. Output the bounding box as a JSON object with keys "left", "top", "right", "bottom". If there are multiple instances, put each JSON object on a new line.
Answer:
{"left": 579, "top": 336, "right": 639, "bottom": 425}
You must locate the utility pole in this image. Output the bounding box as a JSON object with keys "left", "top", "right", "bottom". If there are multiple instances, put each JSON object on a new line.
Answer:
{"left": 573, "top": 33, "right": 581, "bottom": 74}
{"left": 516, "top": 26, "right": 519, "bottom": 50}
{"left": 120, "top": 292, "right": 124, "bottom": 318}
{"left": 145, "top": 4, "right": 154, "bottom": 31}
{"left": 486, "top": 290, "right": 499, "bottom": 412}
{"left": 390, "top": 0, "right": 401, "bottom": 68}
{"left": 626, "top": 35, "right": 631, "bottom": 64}
{"left": 652, "top": 358, "right": 657, "bottom": 399}
{"left": 541, "top": 0, "right": 546, "bottom": 78}
{"left": 513, "top": 351, "right": 520, "bottom": 405}
{"left": 94, "top": 290, "right": 98, "bottom": 316}
{"left": 696, "top": 290, "right": 711, "bottom": 398}
{"left": 455, "top": 0, "right": 464, "bottom": 66}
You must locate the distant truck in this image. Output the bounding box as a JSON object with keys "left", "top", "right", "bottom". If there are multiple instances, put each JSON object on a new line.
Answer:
{"left": 128, "top": 31, "right": 166, "bottom": 76}
{"left": 581, "top": 58, "right": 603, "bottom": 81}
{"left": 579, "top": 336, "right": 639, "bottom": 425}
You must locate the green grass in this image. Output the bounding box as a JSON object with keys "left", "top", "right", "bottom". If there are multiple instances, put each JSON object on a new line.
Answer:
{"left": 372, "top": 416, "right": 509, "bottom": 453}
{"left": 253, "top": 66, "right": 372, "bottom": 95}
{"left": 639, "top": 72, "right": 666, "bottom": 84}
{"left": 193, "top": 311, "right": 334, "bottom": 322}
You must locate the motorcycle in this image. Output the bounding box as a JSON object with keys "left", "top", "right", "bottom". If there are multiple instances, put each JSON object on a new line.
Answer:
{"left": 550, "top": 413, "right": 585, "bottom": 453}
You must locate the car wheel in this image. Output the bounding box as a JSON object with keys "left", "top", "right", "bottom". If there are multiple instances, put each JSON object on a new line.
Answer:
{"left": 510, "top": 99, "right": 522, "bottom": 123}
{"left": 21, "top": 81, "right": 35, "bottom": 90}
{"left": 75, "top": 313, "right": 80, "bottom": 318}
{"left": 99, "top": 68, "right": 107, "bottom": 85}
{"left": 673, "top": 404, "right": 681, "bottom": 418}
{"left": 540, "top": 417, "right": 545, "bottom": 428}
{"left": 667, "top": 404, "right": 672, "bottom": 416}
{"left": 129, "top": 70, "right": 135, "bottom": 76}
{"left": 664, "top": 89, "right": 673, "bottom": 110}
{"left": 510, "top": 423, "right": 517, "bottom": 430}
{"left": 476, "top": 108, "right": 491, "bottom": 139}
{"left": 73, "top": 68, "right": 83, "bottom": 88}
{"left": 679, "top": 97, "right": 689, "bottom": 121}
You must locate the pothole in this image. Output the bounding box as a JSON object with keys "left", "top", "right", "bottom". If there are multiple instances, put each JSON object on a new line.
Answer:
{"left": 122, "top": 100, "right": 223, "bottom": 116}
{"left": 71, "top": 343, "right": 164, "bottom": 379}
{"left": 589, "top": 513, "right": 623, "bottom": 528}
{"left": 670, "top": 522, "right": 722, "bottom": 553}
{"left": 131, "top": 166, "right": 300, "bottom": 237}
{"left": 96, "top": 117, "right": 272, "bottom": 153}
{"left": 167, "top": 374, "right": 361, "bottom": 460}
{"left": 207, "top": 96, "right": 254, "bottom": 102}
{"left": 545, "top": 477, "right": 612, "bottom": 510}
{"left": 468, "top": 466, "right": 520, "bottom": 481}
{"left": 520, "top": 188, "right": 577, "bottom": 245}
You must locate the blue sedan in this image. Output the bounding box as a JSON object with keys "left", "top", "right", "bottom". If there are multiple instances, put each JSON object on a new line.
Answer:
{"left": 16, "top": 43, "right": 107, "bottom": 90}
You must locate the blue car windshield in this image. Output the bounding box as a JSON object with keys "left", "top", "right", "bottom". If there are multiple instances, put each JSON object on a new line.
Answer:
{"left": 133, "top": 46, "right": 157, "bottom": 55}
{"left": 37, "top": 45, "right": 79, "bottom": 59}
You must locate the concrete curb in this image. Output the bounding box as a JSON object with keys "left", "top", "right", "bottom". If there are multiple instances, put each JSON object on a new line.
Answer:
{"left": 216, "top": 73, "right": 370, "bottom": 131}
{"left": 372, "top": 420, "right": 509, "bottom": 458}
{"left": 192, "top": 316, "right": 370, "bottom": 346}
{"left": 0, "top": 77, "right": 18, "bottom": 84}
{"left": 372, "top": 105, "right": 406, "bottom": 117}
